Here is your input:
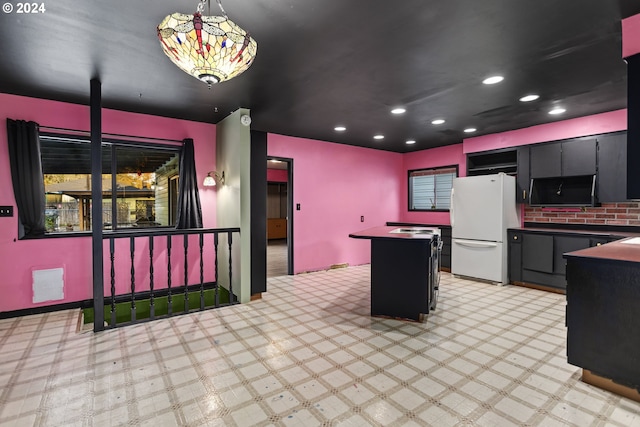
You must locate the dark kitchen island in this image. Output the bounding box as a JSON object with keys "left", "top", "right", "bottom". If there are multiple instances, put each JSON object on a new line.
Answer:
{"left": 349, "top": 226, "right": 441, "bottom": 321}
{"left": 564, "top": 238, "right": 640, "bottom": 402}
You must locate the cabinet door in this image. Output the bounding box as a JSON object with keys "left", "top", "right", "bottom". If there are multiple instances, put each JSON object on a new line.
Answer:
{"left": 522, "top": 234, "right": 554, "bottom": 273}
{"left": 516, "top": 147, "right": 530, "bottom": 203}
{"left": 530, "top": 143, "right": 562, "bottom": 178}
{"left": 562, "top": 138, "right": 597, "bottom": 177}
{"left": 508, "top": 232, "right": 522, "bottom": 282}
{"left": 553, "top": 236, "right": 591, "bottom": 276}
{"left": 597, "top": 132, "right": 627, "bottom": 203}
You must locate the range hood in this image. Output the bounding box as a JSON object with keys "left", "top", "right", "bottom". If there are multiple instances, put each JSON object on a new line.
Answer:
{"left": 529, "top": 175, "right": 597, "bottom": 207}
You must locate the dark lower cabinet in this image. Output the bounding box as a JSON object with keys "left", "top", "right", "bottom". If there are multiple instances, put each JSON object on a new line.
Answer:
{"left": 508, "top": 232, "right": 522, "bottom": 282}
{"left": 508, "top": 229, "right": 619, "bottom": 291}
{"left": 439, "top": 227, "right": 452, "bottom": 270}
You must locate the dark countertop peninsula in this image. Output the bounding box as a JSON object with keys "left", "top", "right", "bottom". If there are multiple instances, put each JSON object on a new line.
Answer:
{"left": 564, "top": 236, "right": 640, "bottom": 402}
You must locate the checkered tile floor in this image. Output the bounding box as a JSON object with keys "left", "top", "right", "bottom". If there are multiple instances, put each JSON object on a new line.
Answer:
{"left": 1, "top": 265, "right": 639, "bottom": 426}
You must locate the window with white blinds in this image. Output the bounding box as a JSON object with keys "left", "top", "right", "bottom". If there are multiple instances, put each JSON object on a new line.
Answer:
{"left": 409, "top": 166, "right": 457, "bottom": 210}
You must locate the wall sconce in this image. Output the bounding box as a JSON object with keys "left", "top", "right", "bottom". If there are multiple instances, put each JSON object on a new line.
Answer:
{"left": 203, "top": 171, "right": 225, "bottom": 187}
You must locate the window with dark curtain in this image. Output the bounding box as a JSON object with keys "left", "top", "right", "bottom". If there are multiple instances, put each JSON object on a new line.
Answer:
{"left": 6, "top": 119, "right": 46, "bottom": 237}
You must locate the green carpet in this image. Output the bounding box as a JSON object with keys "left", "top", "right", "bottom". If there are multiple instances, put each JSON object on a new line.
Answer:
{"left": 83, "top": 287, "right": 232, "bottom": 326}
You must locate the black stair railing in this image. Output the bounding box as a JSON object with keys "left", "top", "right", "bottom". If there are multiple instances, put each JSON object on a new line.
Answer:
{"left": 95, "top": 227, "right": 240, "bottom": 331}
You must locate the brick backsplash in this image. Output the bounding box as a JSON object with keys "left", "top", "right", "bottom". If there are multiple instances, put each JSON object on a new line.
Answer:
{"left": 524, "top": 202, "right": 640, "bottom": 226}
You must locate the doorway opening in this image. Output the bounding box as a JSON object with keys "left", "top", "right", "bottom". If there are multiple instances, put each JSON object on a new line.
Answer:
{"left": 266, "top": 156, "right": 293, "bottom": 277}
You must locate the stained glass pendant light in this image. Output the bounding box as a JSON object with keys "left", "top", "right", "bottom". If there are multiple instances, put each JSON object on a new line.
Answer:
{"left": 157, "top": 0, "right": 257, "bottom": 87}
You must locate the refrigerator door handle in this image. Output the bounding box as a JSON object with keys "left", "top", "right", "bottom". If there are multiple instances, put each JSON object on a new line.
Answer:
{"left": 450, "top": 188, "right": 455, "bottom": 228}
{"left": 453, "top": 239, "right": 498, "bottom": 248}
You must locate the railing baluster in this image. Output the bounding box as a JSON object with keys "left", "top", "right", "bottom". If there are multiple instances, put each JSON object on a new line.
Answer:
{"left": 110, "top": 238, "right": 116, "bottom": 327}
{"left": 130, "top": 236, "right": 136, "bottom": 322}
{"left": 199, "top": 233, "right": 204, "bottom": 310}
{"left": 184, "top": 234, "right": 189, "bottom": 313}
{"left": 228, "top": 231, "right": 234, "bottom": 303}
{"left": 167, "top": 235, "right": 172, "bottom": 316}
{"left": 149, "top": 235, "right": 155, "bottom": 320}
{"left": 214, "top": 232, "right": 219, "bottom": 307}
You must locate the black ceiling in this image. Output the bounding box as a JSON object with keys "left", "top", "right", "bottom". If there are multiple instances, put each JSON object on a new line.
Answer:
{"left": 1, "top": 1, "right": 640, "bottom": 153}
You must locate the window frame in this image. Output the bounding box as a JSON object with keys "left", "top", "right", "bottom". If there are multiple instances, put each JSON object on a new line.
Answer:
{"left": 36, "top": 132, "right": 182, "bottom": 238}
{"left": 408, "top": 165, "right": 458, "bottom": 212}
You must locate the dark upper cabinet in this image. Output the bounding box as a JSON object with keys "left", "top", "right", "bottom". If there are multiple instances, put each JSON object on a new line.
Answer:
{"left": 530, "top": 143, "right": 561, "bottom": 178}
{"left": 597, "top": 132, "right": 627, "bottom": 203}
{"left": 466, "top": 148, "right": 517, "bottom": 176}
{"left": 516, "top": 146, "right": 530, "bottom": 203}
{"left": 561, "top": 138, "right": 597, "bottom": 176}
{"left": 530, "top": 138, "right": 597, "bottom": 179}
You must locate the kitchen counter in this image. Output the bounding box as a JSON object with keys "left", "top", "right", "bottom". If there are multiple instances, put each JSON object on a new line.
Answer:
{"left": 509, "top": 226, "right": 640, "bottom": 239}
{"left": 349, "top": 226, "right": 440, "bottom": 321}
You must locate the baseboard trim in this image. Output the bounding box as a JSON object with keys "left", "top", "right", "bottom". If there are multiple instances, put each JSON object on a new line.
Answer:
{"left": 583, "top": 369, "right": 640, "bottom": 403}
{"left": 511, "top": 281, "right": 565, "bottom": 295}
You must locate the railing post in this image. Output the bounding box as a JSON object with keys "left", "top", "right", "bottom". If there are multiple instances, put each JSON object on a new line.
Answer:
{"left": 214, "top": 232, "right": 219, "bottom": 307}
{"left": 149, "top": 235, "right": 155, "bottom": 320}
{"left": 167, "top": 235, "right": 172, "bottom": 316}
{"left": 199, "top": 233, "right": 204, "bottom": 310}
{"left": 130, "top": 236, "right": 136, "bottom": 322}
{"left": 228, "top": 231, "right": 234, "bottom": 303}
{"left": 184, "top": 234, "right": 189, "bottom": 313}
{"left": 110, "top": 238, "right": 116, "bottom": 327}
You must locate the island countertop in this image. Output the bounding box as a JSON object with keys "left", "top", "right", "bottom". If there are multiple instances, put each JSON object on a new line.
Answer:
{"left": 349, "top": 226, "right": 440, "bottom": 240}
{"left": 564, "top": 237, "right": 640, "bottom": 264}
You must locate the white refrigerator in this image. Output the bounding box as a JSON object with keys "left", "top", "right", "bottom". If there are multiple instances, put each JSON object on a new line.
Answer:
{"left": 450, "top": 173, "right": 519, "bottom": 284}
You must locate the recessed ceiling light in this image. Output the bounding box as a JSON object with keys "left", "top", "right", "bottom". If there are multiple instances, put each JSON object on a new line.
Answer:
{"left": 431, "top": 119, "right": 445, "bottom": 125}
{"left": 391, "top": 107, "right": 406, "bottom": 114}
{"left": 373, "top": 135, "right": 384, "bottom": 140}
{"left": 548, "top": 108, "right": 566, "bottom": 115}
{"left": 482, "top": 75, "right": 504, "bottom": 85}
{"left": 519, "top": 94, "right": 540, "bottom": 102}
{"left": 406, "top": 140, "right": 416, "bottom": 145}
{"left": 334, "top": 126, "right": 346, "bottom": 131}
{"left": 463, "top": 128, "right": 477, "bottom": 133}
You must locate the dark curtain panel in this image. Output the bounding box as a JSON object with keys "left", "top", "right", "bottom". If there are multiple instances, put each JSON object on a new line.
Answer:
{"left": 6, "top": 119, "right": 46, "bottom": 237}
{"left": 175, "top": 138, "right": 203, "bottom": 229}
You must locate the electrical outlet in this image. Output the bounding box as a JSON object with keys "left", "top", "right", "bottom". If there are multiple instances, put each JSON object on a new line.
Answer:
{"left": 296, "top": 203, "right": 301, "bottom": 211}
{"left": 360, "top": 216, "right": 364, "bottom": 222}
{"left": 0, "top": 206, "right": 13, "bottom": 217}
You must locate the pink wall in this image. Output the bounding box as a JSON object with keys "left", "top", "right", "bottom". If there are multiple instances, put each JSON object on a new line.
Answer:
{"left": 463, "top": 109, "right": 627, "bottom": 153}
{"left": 400, "top": 144, "right": 466, "bottom": 225}
{"left": 623, "top": 14, "right": 640, "bottom": 58}
{"left": 267, "top": 168, "right": 288, "bottom": 182}
{"left": 267, "top": 134, "right": 403, "bottom": 273}
{"left": 0, "top": 93, "right": 217, "bottom": 312}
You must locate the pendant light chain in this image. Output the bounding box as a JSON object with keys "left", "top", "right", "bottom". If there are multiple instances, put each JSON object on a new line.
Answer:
{"left": 196, "top": 0, "right": 228, "bottom": 17}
